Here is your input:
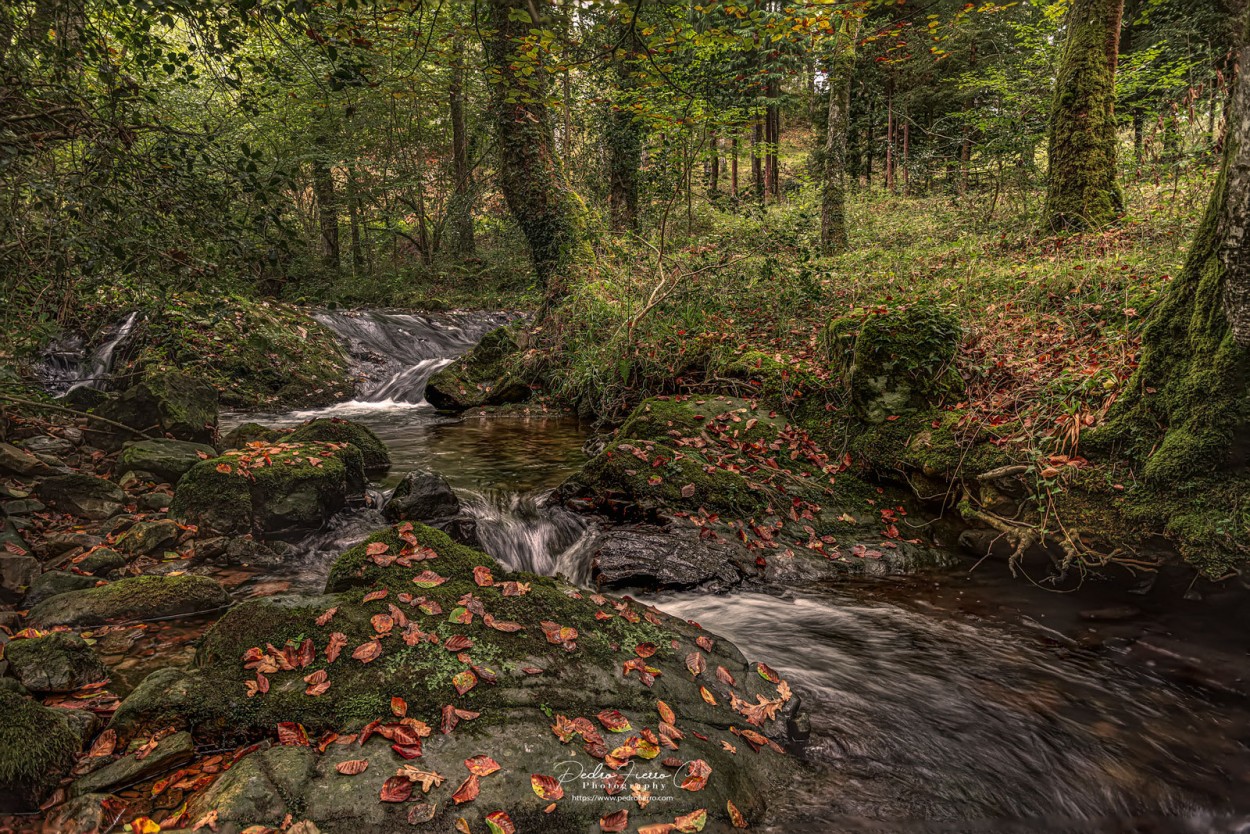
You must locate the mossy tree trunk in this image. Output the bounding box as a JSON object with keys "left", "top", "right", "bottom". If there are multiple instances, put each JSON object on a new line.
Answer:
{"left": 1098, "top": 26, "right": 1250, "bottom": 483}
{"left": 820, "top": 16, "right": 859, "bottom": 255}
{"left": 448, "top": 36, "right": 476, "bottom": 258}
{"left": 483, "top": 0, "right": 589, "bottom": 300}
{"left": 311, "top": 136, "right": 340, "bottom": 273}
{"left": 1043, "top": 0, "right": 1124, "bottom": 231}
{"left": 606, "top": 26, "right": 642, "bottom": 233}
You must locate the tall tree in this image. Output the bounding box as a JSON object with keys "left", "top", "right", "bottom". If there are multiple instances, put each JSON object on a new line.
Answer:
{"left": 1043, "top": 0, "right": 1124, "bottom": 230}
{"left": 820, "top": 16, "right": 859, "bottom": 254}
{"left": 312, "top": 132, "right": 341, "bottom": 273}
{"left": 606, "top": 25, "right": 642, "bottom": 233}
{"left": 483, "top": 0, "right": 589, "bottom": 299}
{"left": 1098, "top": 15, "right": 1250, "bottom": 487}
{"left": 448, "top": 33, "right": 476, "bottom": 258}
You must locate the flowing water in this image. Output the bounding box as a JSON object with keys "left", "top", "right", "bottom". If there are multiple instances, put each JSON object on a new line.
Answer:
{"left": 39, "top": 310, "right": 142, "bottom": 394}
{"left": 220, "top": 311, "right": 1250, "bottom": 830}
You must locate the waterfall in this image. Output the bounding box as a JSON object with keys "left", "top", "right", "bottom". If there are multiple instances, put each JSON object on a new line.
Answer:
{"left": 460, "top": 490, "right": 596, "bottom": 585}
{"left": 314, "top": 310, "right": 512, "bottom": 404}
{"left": 39, "top": 311, "right": 142, "bottom": 395}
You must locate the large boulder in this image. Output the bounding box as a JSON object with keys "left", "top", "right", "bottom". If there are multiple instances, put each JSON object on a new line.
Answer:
{"left": 0, "top": 552, "right": 41, "bottom": 602}
{"left": 825, "top": 304, "right": 962, "bottom": 424}
{"left": 383, "top": 469, "right": 460, "bottom": 524}
{"left": 117, "top": 439, "right": 217, "bottom": 484}
{"left": 0, "top": 442, "right": 56, "bottom": 477}
{"left": 22, "top": 570, "right": 99, "bottom": 607}
{"left": 114, "top": 519, "right": 181, "bottom": 556}
{"left": 592, "top": 525, "right": 750, "bottom": 591}
{"left": 171, "top": 441, "right": 365, "bottom": 538}
{"left": 110, "top": 523, "right": 802, "bottom": 833}
{"left": 27, "top": 575, "right": 229, "bottom": 628}
{"left": 37, "top": 474, "right": 126, "bottom": 520}
{"left": 287, "top": 418, "right": 390, "bottom": 476}
{"left": 5, "top": 632, "right": 109, "bottom": 694}
{"left": 425, "top": 327, "right": 530, "bottom": 411}
{"left": 0, "top": 689, "right": 83, "bottom": 812}
{"left": 94, "top": 369, "right": 218, "bottom": 446}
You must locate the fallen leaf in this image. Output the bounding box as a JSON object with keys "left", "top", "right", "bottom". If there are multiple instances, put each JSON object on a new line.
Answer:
{"left": 727, "top": 798, "right": 748, "bottom": 828}
{"left": 600, "top": 809, "right": 629, "bottom": 832}
{"left": 391, "top": 697, "right": 407, "bottom": 718}
{"left": 465, "top": 755, "right": 500, "bottom": 776}
{"left": 326, "top": 632, "right": 348, "bottom": 663}
{"left": 531, "top": 773, "right": 564, "bottom": 801}
{"left": 686, "top": 651, "right": 706, "bottom": 677}
{"left": 335, "top": 759, "right": 368, "bottom": 776}
{"left": 473, "top": 566, "right": 494, "bottom": 586}
{"left": 681, "top": 759, "right": 712, "bottom": 791}
{"left": 277, "top": 723, "right": 309, "bottom": 747}
{"left": 379, "top": 775, "right": 413, "bottom": 803}
{"left": 452, "top": 773, "right": 480, "bottom": 804}
{"left": 597, "top": 709, "right": 632, "bottom": 733}
{"left": 352, "top": 641, "right": 382, "bottom": 663}
{"left": 407, "top": 803, "right": 437, "bottom": 824}
{"left": 485, "top": 810, "right": 515, "bottom": 834}
{"left": 453, "top": 669, "right": 477, "bottom": 695}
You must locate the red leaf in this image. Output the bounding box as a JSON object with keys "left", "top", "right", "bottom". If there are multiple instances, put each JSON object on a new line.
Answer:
{"left": 277, "top": 722, "right": 309, "bottom": 747}
{"left": 453, "top": 669, "right": 477, "bottom": 695}
{"left": 473, "top": 566, "right": 494, "bottom": 586}
{"left": 696, "top": 635, "right": 714, "bottom": 652}
{"left": 465, "top": 755, "right": 500, "bottom": 776}
{"left": 597, "top": 710, "right": 632, "bottom": 733}
{"left": 444, "top": 635, "right": 473, "bottom": 652}
{"left": 634, "top": 642, "right": 657, "bottom": 658}
{"left": 335, "top": 759, "right": 368, "bottom": 775}
{"left": 326, "top": 632, "right": 347, "bottom": 663}
{"left": 600, "top": 809, "right": 629, "bottom": 832}
{"left": 363, "top": 589, "right": 388, "bottom": 602}
{"left": 686, "top": 651, "right": 706, "bottom": 677}
{"left": 680, "top": 759, "right": 712, "bottom": 791}
{"left": 315, "top": 607, "right": 338, "bottom": 626}
{"left": 352, "top": 641, "right": 382, "bottom": 663}
{"left": 452, "top": 773, "right": 480, "bottom": 804}
{"left": 380, "top": 775, "right": 414, "bottom": 803}
{"left": 391, "top": 697, "right": 408, "bottom": 717}
{"left": 485, "top": 810, "right": 515, "bottom": 834}
{"left": 531, "top": 773, "right": 564, "bottom": 801}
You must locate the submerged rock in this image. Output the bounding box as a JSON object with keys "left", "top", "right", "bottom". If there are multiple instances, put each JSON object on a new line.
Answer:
{"left": 28, "top": 574, "right": 229, "bottom": 627}
{"left": 117, "top": 439, "right": 217, "bottom": 485}
{"left": 383, "top": 469, "right": 460, "bottom": 524}
{"left": 171, "top": 441, "right": 365, "bottom": 538}
{"left": 0, "top": 689, "right": 84, "bottom": 812}
{"left": 426, "top": 326, "right": 530, "bottom": 411}
{"left": 5, "top": 632, "right": 109, "bottom": 693}
{"left": 37, "top": 474, "right": 126, "bottom": 520}
{"left": 110, "top": 522, "right": 802, "bottom": 832}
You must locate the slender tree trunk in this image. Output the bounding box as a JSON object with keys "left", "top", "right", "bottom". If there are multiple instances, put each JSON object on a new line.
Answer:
{"left": 820, "top": 17, "right": 858, "bottom": 254}
{"left": 731, "top": 134, "right": 739, "bottom": 198}
{"left": 483, "top": 0, "right": 588, "bottom": 300}
{"left": 709, "top": 132, "right": 720, "bottom": 196}
{"left": 1043, "top": 0, "right": 1124, "bottom": 231}
{"left": 347, "top": 167, "right": 364, "bottom": 274}
{"left": 312, "top": 137, "right": 340, "bottom": 273}
{"left": 885, "top": 77, "right": 895, "bottom": 193}
{"left": 752, "top": 115, "right": 764, "bottom": 201}
{"left": 449, "top": 39, "right": 476, "bottom": 258}
{"left": 902, "top": 119, "right": 910, "bottom": 195}
{"left": 765, "top": 79, "right": 780, "bottom": 201}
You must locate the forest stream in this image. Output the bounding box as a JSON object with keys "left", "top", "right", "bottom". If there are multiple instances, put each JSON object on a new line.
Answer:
{"left": 170, "top": 312, "right": 1250, "bottom": 832}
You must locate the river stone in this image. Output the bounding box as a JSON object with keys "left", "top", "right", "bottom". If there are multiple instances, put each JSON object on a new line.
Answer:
{"left": 171, "top": 442, "right": 365, "bottom": 539}
{"left": 115, "top": 519, "right": 181, "bottom": 556}
{"left": 16, "top": 435, "right": 76, "bottom": 458}
{"left": 28, "top": 575, "right": 230, "bottom": 628}
{"left": 40, "top": 792, "right": 123, "bottom": 834}
{"left": 221, "top": 421, "right": 282, "bottom": 451}
{"left": 39, "top": 530, "right": 105, "bottom": 556}
{"left": 287, "top": 417, "right": 390, "bottom": 476}
{"left": 0, "top": 441, "right": 54, "bottom": 477}
{"left": 23, "top": 570, "right": 99, "bottom": 606}
{"left": 77, "top": 548, "right": 128, "bottom": 577}
{"left": 425, "top": 326, "right": 530, "bottom": 411}
{"left": 0, "top": 553, "right": 40, "bottom": 599}
{"left": 118, "top": 439, "right": 217, "bottom": 485}
{"left": 0, "top": 689, "right": 83, "bottom": 812}
{"left": 592, "top": 525, "right": 750, "bottom": 591}
{"left": 383, "top": 469, "right": 460, "bottom": 524}
{"left": 1, "top": 498, "right": 46, "bottom": 516}
{"left": 69, "top": 731, "right": 194, "bottom": 798}
{"left": 94, "top": 370, "right": 218, "bottom": 447}
{"left": 109, "top": 522, "right": 802, "bottom": 832}
{"left": 6, "top": 632, "right": 109, "bottom": 693}
{"left": 37, "top": 474, "right": 127, "bottom": 520}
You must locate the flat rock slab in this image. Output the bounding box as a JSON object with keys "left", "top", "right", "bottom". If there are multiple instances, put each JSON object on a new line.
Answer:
{"left": 592, "top": 526, "right": 750, "bottom": 591}
{"left": 70, "top": 731, "right": 195, "bottom": 797}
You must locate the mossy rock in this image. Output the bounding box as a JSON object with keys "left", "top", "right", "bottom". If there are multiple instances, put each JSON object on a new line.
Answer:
{"left": 117, "top": 439, "right": 217, "bottom": 485}
{"left": 0, "top": 689, "right": 83, "bottom": 812}
{"left": 5, "top": 632, "right": 109, "bottom": 693}
{"left": 287, "top": 418, "right": 390, "bottom": 476}
{"left": 109, "top": 522, "right": 802, "bottom": 832}
{"left": 425, "top": 326, "right": 531, "bottom": 411}
{"left": 95, "top": 368, "right": 218, "bottom": 447}
{"left": 825, "top": 305, "right": 963, "bottom": 424}
{"left": 27, "top": 574, "right": 230, "bottom": 628}
{"left": 36, "top": 474, "right": 127, "bottom": 521}
{"left": 23, "top": 570, "right": 98, "bottom": 607}
{"left": 77, "top": 548, "right": 128, "bottom": 577}
{"left": 221, "top": 422, "right": 282, "bottom": 450}
{"left": 171, "top": 441, "right": 365, "bottom": 538}
{"left": 710, "top": 348, "right": 832, "bottom": 421}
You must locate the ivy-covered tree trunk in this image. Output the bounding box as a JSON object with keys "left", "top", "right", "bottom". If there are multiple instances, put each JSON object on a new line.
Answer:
{"left": 448, "top": 39, "right": 476, "bottom": 258}
{"left": 1043, "top": 0, "right": 1124, "bottom": 231}
{"left": 606, "top": 28, "right": 642, "bottom": 233}
{"left": 820, "top": 17, "right": 859, "bottom": 255}
{"left": 1098, "top": 27, "right": 1250, "bottom": 487}
{"left": 483, "top": 0, "right": 589, "bottom": 299}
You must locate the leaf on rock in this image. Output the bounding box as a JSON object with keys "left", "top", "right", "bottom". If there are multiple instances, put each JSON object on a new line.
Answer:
{"left": 314, "top": 607, "right": 338, "bottom": 626}
{"left": 485, "top": 810, "right": 515, "bottom": 834}
{"left": 597, "top": 710, "right": 632, "bottom": 733}
{"left": 756, "top": 663, "right": 780, "bottom": 684}
{"left": 674, "top": 808, "right": 709, "bottom": 832}
{"left": 277, "top": 722, "right": 309, "bottom": 747}
{"left": 452, "top": 773, "right": 480, "bottom": 804}
{"left": 634, "top": 642, "right": 657, "bottom": 658}
{"left": 444, "top": 634, "right": 473, "bottom": 652}
{"left": 699, "top": 686, "right": 717, "bottom": 705}
{"left": 371, "top": 614, "right": 394, "bottom": 636}
{"left": 483, "top": 613, "right": 524, "bottom": 632}
{"left": 391, "top": 697, "right": 407, "bottom": 718}
{"left": 657, "top": 700, "right": 676, "bottom": 725}
{"left": 600, "top": 809, "right": 629, "bottom": 832}
{"left": 452, "top": 669, "right": 477, "bottom": 695}
{"left": 727, "top": 798, "right": 748, "bottom": 828}
{"left": 465, "top": 755, "right": 500, "bottom": 776}
{"left": 473, "top": 566, "right": 494, "bottom": 586}
{"left": 407, "top": 803, "right": 437, "bottom": 824}
{"left": 695, "top": 635, "right": 714, "bottom": 652}
{"left": 335, "top": 759, "right": 368, "bottom": 776}
{"left": 363, "top": 589, "right": 389, "bottom": 602}
{"left": 352, "top": 641, "right": 382, "bottom": 664}
{"left": 680, "top": 759, "right": 711, "bottom": 791}
{"left": 379, "top": 775, "right": 413, "bottom": 803}
{"left": 326, "top": 632, "right": 347, "bottom": 663}
{"left": 399, "top": 765, "right": 445, "bottom": 792}
{"left": 412, "top": 571, "right": 447, "bottom": 588}
{"left": 716, "top": 666, "right": 736, "bottom": 687}
{"left": 531, "top": 773, "right": 564, "bottom": 801}
{"left": 685, "top": 651, "right": 706, "bottom": 677}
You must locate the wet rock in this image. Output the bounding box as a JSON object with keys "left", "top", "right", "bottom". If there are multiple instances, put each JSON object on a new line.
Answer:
{"left": 288, "top": 417, "right": 390, "bottom": 477}
{"left": 40, "top": 530, "right": 105, "bottom": 557}
{"left": 117, "top": 439, "right": 217, "bottom": 485}
{"left": 37, "top": 474, "right": 127, "bottom": 520}
{"left": 171, "top": 442, "right": 365, "bottom": 539}
{"left": 23, "top": 570, "right": 99, "bottom": 606}
{"left": 6, "top": 632, "right": 109, "bottom": 694}
{"left": 115, "top": 519, "right": 181, "bottom": 556}
{"left": 383, "top": 469, "right": 460, "bottom": 524}
{"left": 94, "top": 370, "right": 218, "bottom": 448}
{"left": 1, "top": 498, "right": 46, "bottom": 515}
{"left": 70, "top": 731, "right": 194, "bottom": 798}
{"left": 0, "top": 441, "right": 54, "bottom": 477}
{"left": 0, "top": 553, "right": 40, "bottom": 599}
{"left": 138, "top": 492, "right": 171, "bottom": 512}
{"left": 77, "top": 548, "right": 128, "bottom": 577}
{"left": 1079, "top": 605, "right": 1141, "bottom": 622}
{"left": 113, "top": 522, "right": 800, "bottom": 832}
{"left": 221, "top": 421, "right": 282, "bottom": 450}
{"left": 16, "top": 435, "right": 76, "bottom": 458}
{"left": 190, "top": 535, "right": 285, "bottom": 567}
{"left": 28, "top": 574, "right": 229, "bottom": 628}
{"left": 0, "top": 689, "right": 84, "bottom": 812}
{"left": 593, "top": 525, "right": 748, "bottom": 590}
{"left": 40, "top": 792, "right": 123, "bottom": 834}
{"left": 426, "top": 326, "right": 530, "bottom": 411}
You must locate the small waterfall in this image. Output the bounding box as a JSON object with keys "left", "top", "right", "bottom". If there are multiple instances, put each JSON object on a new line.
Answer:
{"left": 315, "top": 310, "right": 512, "bottom": 404}
{"left": 462, "top": 490, "right": 596, "bottom": 585}
{"left": 40, "top": 311, "right": 142, "bottom": 395}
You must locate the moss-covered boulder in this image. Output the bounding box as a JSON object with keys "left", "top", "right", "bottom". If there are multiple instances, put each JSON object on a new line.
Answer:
{"left": 117, "top": 439, "right": 217, "bottom": 484}
{"left": 95, "top": 369, "right": 218, "bottom": 446}
{"left": 171, "top": 441, "right": 365, "bottom": 538}
{"left": 826, "top": 305, "right": 963, "bottom": 424}
{"left": 709, "top": 348, "right": 833, "bottom": 422}
{"left": 109, "top": 523, "right": 802, "bottom": 832}
{"left": 36, "top": 474, "right": 126, "bottom": 520}
{"left": 287, "top": 418, "right": 390, "bottom": 476}
{"left": 5, "top": 632, "right": 109, "bottom": 693}
{"left": 27, "top": 575, "right": 229, "bottom": 628}
{"left": 23, "top": 570, "right": 98, "bottom": 606}
{"left": 76, "top": 548, "right": 128, "bottom": 577}
{"left": 0, "top": 689, "right": 83, "bottom": 811}
{"left": 114, "top": 518, "right": 182, "bottom": 556}
{"left": 221, "top": 421, "right": 282, "bottom": 450}
{"left": 425, "top": 326, "right": 530, "bottom": 411}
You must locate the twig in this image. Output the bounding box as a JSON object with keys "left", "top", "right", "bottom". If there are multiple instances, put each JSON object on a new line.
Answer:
{"left": 0, "top": 394, "right": 153, "bottom": 439}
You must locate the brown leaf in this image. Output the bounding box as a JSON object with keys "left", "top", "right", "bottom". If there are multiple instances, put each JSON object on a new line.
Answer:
{"left": 326, "top": 632, "right": 348, "bottom": 663}
{"left": 443, "top": 635, "right": 473, "bottom": 652}
{"left": 465, "top": 755, "right": 500, "bottom": 776}
{"left": 315, "top": 607, "right": 338, "bottom": 626}
{"left": 452, "top": 773, "right": 480, "bottom": 804}
{"left": 686, "top": 651, "right": 706, "bottom": 677}
{"left": 391, "top": 696, "right": 407, "bottom": 718}
{"left": 681, "top": 759, "right": 712, "bottom": 791}
{"left": 472, "top": 566, "right": 494, "bottom": 586}
{"left": 728, "top": 798, "right": 748, "bottom": 828}
{"left": 352, "top": 641, "right": 382, "bottom": 663}
{"left": 335, "top": 759, "right": 369, "bottom": 776}
{"left": 277, "top": 722, "right": 309, "bottom": 747}
{"left": 371, "top": 614, "right": 394, "bottom": 636}
{"left": 531, "top": 773, "right": 563, "bottom": 801}
{"left": 379, "top": 775, "right": 413, "bottom": 803}
{"left": 600, "top": 809, "right": 629, "bottom": 832}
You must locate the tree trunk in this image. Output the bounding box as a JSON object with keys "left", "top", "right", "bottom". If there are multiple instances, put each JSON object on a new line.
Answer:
{"left": 606, "top": 28, "right": 642, "bottom": 233}
{"left": 709, "top": 132, "right": 720, "bottom": 196}
{"left": 1043, "top": 0, "right": 1124, "bottom": 231}
{"left": 765, "top": 80, "right": 780, "bottom": 201}
{"left": 731, "top": 134, "right": 739, "bottom": 198}
{"left": 448, "top": 39, "right": 476, "bottom": 258}
{"left": 820, "top": 17, "right": 858, "bottom": 254}
{"left": 752, "top": 115, "right": 764, "bottom": 201}
{"left": 1097, "top": 27, "right": 1250, "bottom": 492}
{"left": 483, "top": 0, "right": 588, "bottom": 300}
{"left": 312, "top": 138, "right": 340, "bottom": 273}
{"left": 347, "top": 166, "right": 364, "bottom": 274}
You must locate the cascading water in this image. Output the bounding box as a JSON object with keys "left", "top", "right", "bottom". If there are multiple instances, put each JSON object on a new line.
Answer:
{"left": 462, "top": 489, "right": 596, "bottom": 584}
{"left": 39, "top": 311, "right": 142, "bottom": 395}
